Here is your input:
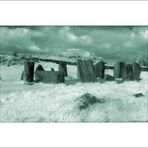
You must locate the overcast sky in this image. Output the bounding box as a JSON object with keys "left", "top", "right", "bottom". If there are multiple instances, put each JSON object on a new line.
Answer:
{"left": 0, "top": 26, "right": 147, "bottom": 60}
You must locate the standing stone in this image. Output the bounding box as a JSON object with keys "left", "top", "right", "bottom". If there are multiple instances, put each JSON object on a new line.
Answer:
{"left": 51, "top": 68, "right": 55, "bottom": 71}
{"left": 94, "top": 61, "right": 105, "bottom": 78}
{"left": 58, "top": 62, "right": 67, "bottom": 77}
{"left": 23, "top": 60, "right": 35, "bottom": 83}
{"left": 36, "top": 64, "right": 44, "bottom": 71}
{"left": 57, "top": 71, "right": 65, "bottom": 83}
{"left": 35, "top": 64, "right": 44, "bottom": 82}
{"left": 132, "top": 62, "right": 141, "bottom": 81}
{"left": 21, "top": 71, "right": 24, "bottom": 80}
{"left": 114, "top": 62, "right": 125, "bottom": 79}
{"left": 124, "top": 64, "right": 134, "bottom": 80}
{"left": 77, "top": 59, "right": 96, "bottom": 82}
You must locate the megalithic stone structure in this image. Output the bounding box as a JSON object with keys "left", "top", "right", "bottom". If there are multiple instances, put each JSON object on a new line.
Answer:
{"left": 94, "top": 61, "right": 105, "bottom": 78}
{"left": 23, "top": 60, "right": 35, "bottom": 83}
{"left": 113, "top": 62, "right": 125, "bottom": 80}
{"left": 132, "top": 62, "right": 141, "bottom": 81}
{"left": 58, "top": 62, "right": 68, "bottom": 77}
{"left": 77, "top": 59, "right": 96, "bottom": 82}
{"left": 124, "top": 64, "right": 134, "bottom": 81}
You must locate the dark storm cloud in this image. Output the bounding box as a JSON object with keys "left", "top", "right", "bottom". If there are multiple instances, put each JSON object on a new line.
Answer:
{"left": 0, "top": 26, "right": 147, "bottom": 60}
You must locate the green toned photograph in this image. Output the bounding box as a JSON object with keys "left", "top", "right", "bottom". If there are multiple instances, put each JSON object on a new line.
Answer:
{"left": 0, "top": 26, "right": 148, "bottom": 122}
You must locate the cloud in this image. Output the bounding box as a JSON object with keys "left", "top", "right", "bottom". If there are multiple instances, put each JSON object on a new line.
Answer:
{"left": 100, "top": 43, "right": 111, "bottom": 49}
{"left": 0, "top": 27, "right": 42, "bottom": 53}
{"left": 140, "top": 29, "right": 148, "bottom": 40}
{"left": 59, "top": 27, "right": 92, "bottom": 46}
{"left": 0, "top": 26, "right": 147, "bottom": 61}
{"left": 59, "top": 27, "right": 78, "bottom": 41}
{"left": 29, "top": 44, "right": 41, "bottom": 51}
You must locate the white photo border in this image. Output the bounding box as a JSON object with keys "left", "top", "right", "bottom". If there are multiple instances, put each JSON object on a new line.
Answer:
{"left": 0, "top": 1, "right": 148, "bottom": 147}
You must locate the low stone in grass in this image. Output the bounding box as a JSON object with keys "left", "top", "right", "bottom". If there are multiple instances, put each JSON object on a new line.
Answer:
{"left": 24, "top": 82, "right": 34, "bottom": 85}
{"left": 104, "top": 74, "right": 115, "bottom": 81}
{"left": 134, "top": 93, "right": 144, "bottom": 97}
{"left": 76, "top": 93, "right": 105, "bottom": 110}
{"left": 35, "top": 71, "right": 65, "bottom": 83}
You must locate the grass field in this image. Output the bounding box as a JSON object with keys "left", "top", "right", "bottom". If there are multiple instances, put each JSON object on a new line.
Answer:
{"left": 0, "top": 61, "right": 148, "bottom": 122}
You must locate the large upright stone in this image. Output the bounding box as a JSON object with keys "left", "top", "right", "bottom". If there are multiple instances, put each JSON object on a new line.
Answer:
{"left": 23, "top": 60, "right": 35, "bottom": 83}
{"left": 94, "top": 61, "right": 105, "bottom": 78}
{"left": 124, "top": 64, "right": 134, "bottom": 80}
{"left": 77, "top": 59, "right": 96, "bottom": 82}
{"left": 113, "top": 62, "right": 125, "bottom": 79}
{"left": 132, "top": 62, "right": 141, "bottom": 81}
{"left": 58, "top": 62, "right": 68, "bottom": 77}
{"left": 57, "top": 71, "right": 65, "bottom": 83}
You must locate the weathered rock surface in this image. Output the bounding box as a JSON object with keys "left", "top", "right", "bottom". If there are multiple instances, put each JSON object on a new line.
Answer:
{"left": 124, "top": 64, "right": 134, "bottom": 80}
{"left": 23, "top": 60, "right": 35, "bottom": 83}
{"left": 58, "top": 62, "right": 67, "bottom": 77}
{"left": 35, "top": 71, "right": 65, "bottom": 83}
{"left": 113, "top": 62, "right": 125, "bottom": 79}
{"left": 132, "top": 62, "right": 141, "bottom": 81}
{"left": 94, "top": 61, "right": 105, "bottom": 78}
{"left": 134, "top": 93, "right": 144, "bottom": 97}
{"left": 75, "top": 93, "right": 105, "bottom": 110}
{"left": 77, "top": 59, "right": 96, "bottom": 82}
{"left": 36, "top": 64, "right": 44, "bottom": 71}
